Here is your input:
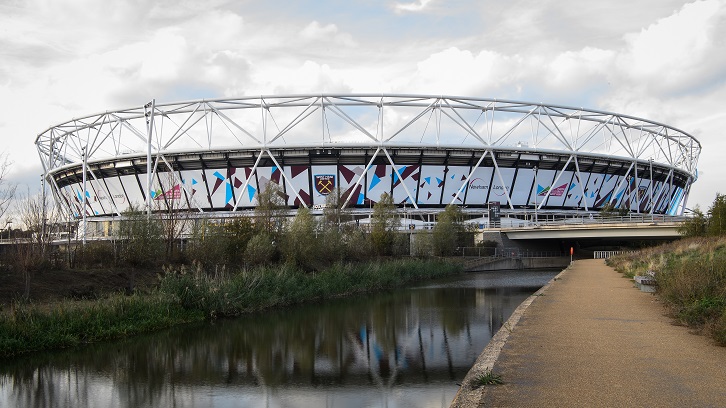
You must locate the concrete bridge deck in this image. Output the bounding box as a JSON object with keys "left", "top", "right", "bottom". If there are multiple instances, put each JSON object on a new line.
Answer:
{"left": 452, "top": 259, "right": 726, "bottom": 407}
{"left": 499, "top": 221, "right": 681, "bottom": 240}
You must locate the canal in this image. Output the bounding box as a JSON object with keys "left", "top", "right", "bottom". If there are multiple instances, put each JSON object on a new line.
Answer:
{"left": 0, "top": 269, "right": 558, "bottom": 408}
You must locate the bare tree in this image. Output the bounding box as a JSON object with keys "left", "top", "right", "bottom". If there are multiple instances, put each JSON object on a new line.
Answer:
{"left": 0, "top": 153, "right": 17, "bottom": 221}
{"left": 153, "top": 171, "right": 193, "bottom": 261}
{"left": 15, "top": 188, "right": 61, "bottom": 299}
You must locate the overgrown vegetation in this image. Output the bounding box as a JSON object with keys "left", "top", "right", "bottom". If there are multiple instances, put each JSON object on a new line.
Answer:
{"left": 0, "top": 184, "right": 483, "bottom": 357}
{"left": 158, "top": 258, "right": 461, "bottom": 318}
{"left": 0, "top": 293, "right": 202, "bottom": 358}
{"left": 607, "top": 193, "right": 726, "bottom": 346}
{"left": 678, "top": 193, "right": 726, "bottom": 237}
{"left": 607, "top": 236, "right": 726, "bottom": 346}
{"left": 0, "top": 259, "right": 462, "bottom": 358}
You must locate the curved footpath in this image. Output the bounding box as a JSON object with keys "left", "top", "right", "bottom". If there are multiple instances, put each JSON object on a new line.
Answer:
{"left": 451, "top": 259, "right": 726, "bottom": 407}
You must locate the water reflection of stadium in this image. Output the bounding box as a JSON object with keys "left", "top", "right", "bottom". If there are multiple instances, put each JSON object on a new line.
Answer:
{"left": 0, "top": 273, "right": 557, "bottom": 407}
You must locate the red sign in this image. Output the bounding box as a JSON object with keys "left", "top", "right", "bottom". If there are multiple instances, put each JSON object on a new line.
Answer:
{"left": 154, "top": 184, "right": 182, "bottom": 200}
{"left": 549, "top": 183, "right": 568, "bottom": 197}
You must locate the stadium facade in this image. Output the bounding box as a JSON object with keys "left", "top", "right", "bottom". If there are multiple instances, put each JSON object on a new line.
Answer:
{"left": 35, "top": 95, "right": 700, "bottom": 225}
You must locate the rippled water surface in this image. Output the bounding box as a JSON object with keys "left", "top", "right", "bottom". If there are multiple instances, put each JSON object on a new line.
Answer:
{"left": 0, "top": 269, "right": 558, "bottom": 408}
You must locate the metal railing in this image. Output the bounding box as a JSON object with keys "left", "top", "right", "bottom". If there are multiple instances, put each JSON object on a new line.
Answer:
{"left": 499, "top": 213, "right": 687, "bottom": 229}
{"left": 460, "top": 247, "right": 565, "bottom": 258}
{"left": 593, "top": 250, "right": 635, "bottom": 259}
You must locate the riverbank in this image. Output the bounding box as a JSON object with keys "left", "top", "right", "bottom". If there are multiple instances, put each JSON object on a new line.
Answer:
{"left": 0, "top": 259, "right": 462, "bottom": 358}
{"left": 451, "top": 259, "right": 726, "bottom": 407}
{"left": 606, "top": 236, "right": 726, "bottom": 345}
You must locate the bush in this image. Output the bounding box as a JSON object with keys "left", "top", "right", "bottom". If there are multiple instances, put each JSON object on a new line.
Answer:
{"left": 118, "top": 209, "right": 164, "bottom": 268}
{"left": 411, "top": 231, "right": 433, "bottom": 257}
{"left": 282, "top": 207, "right": 319, "bottom": 270}
{"left": 371, "top": 193, "right": 400, "bottom": 256}
{"left": 75, "top": 241, "right": 116, "bottom": 268}
{"left": 609, "top": 236, "right": 726, "bottom": 345}
{"left": 343, "top": 229, "right": 373, "bottom": 262}
{"left": 158, "top": 258, "right": 463, "bottom": 318}
{"left": 245, "top": 233, "right": 276, "bottom": 266}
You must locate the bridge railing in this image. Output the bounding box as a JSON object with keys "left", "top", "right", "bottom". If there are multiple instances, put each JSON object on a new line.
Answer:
{"left": 501, "top": 213, "right": 687, "bottom": 229}
{"left": 460, "top": 247, "right": 565, "bottom": 258}
{"left": 593, "top": 250, "right": 635, "bottom": 259}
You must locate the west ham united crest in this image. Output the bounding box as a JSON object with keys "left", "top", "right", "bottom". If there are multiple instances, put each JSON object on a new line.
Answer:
{"left": 314, "top": 174, "right": 335, "bottom": 195}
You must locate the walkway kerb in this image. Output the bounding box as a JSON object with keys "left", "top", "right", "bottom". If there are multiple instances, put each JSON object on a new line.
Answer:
{"left": 449, "top": 265, "right": 571, "bottom": 407}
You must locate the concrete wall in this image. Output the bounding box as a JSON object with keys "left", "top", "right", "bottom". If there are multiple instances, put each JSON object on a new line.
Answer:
{"left": 467, "top": 256, "right": 570, "bottom": 271}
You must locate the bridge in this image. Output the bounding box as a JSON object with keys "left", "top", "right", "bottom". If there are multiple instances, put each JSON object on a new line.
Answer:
{"left": 500, "top": 221, "right": 681, "bottom": 240}
{"left": 461, "top": 214, "right": 685, "bottom": 271}
{"left": 476, "top": 213, "right": 683, "bottom": 241}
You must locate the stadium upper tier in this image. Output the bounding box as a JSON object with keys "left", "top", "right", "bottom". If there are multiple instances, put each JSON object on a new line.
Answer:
{"left": 35, "top": 94, "right": 700, "bottom": 217}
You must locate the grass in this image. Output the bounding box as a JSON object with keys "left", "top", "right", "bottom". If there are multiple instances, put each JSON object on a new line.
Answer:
{"left": 0, "top": 293, "right": 203, "bottom": 358}
{"left": 0, "top": 258, "right": 462, "bottom": 358}
{"left": 157, "top": 258, "right": 462, "bottom": 317}
{"left": 607, "top": 236, "right": 726, "bottom": 346}
{"left": 473, "top": 369, "right": 504, "bottom": 386}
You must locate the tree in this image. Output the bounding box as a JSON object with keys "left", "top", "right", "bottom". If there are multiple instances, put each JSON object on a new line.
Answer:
{"left": 245, "top": 232, "right": 276, "bottom": 266}
{"left": 707, "top": 193, "right": 726, "bottom": 236}
{"left": 343, "top": 227, "right": 373, "bottom": 262}
{"left": 222, "top": 217, "right": 257, "bottom": 263}
{"left": 411, "top": 230, "right": 433, "bottom": 257}
{"left": 432, "top": 204, "right": 466, "bottom": 256}
{"left": 186, "top": 219, "right": 228, "bottom": 268}
{"left": 282, "top": 207, "right": 319, "bottom": 269}
{"left": 322, "top": 188, "right": 352, "bottom": 227}
{"left": 255, "top": 182, "right": 288, "bottom": 238}
{"left": 154, "top": 172, "right": 193, "bottom": 261}
{"left": 319, "top": 189, "right": 351, "bottom": 264}
{"left": 0, "top": 153, "right": 16, "bottom": 222}
{"left": 678, "top": 206, "right": 707, "bottom": 237}
{"left": 118, "top": 207, "right": 164, "bottom": 269}
{"left": 14, "top": 188, "right": 60, "bottom": 299}
{"left": 370, "top": 193, "right": 400, "bottom": 256}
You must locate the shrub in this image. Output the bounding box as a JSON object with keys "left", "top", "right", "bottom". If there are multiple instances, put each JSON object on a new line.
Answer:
{"left": 609, "top": 236, "right": 726, "bottom": 345}
{"left": 76, "top": 241, "right": 116, "bottom": 268}
{"left": 245, "top": 233, "right": 276, "bottom": 266}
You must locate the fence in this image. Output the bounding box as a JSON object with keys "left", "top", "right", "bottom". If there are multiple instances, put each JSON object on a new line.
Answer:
{"left": 460, "top": 247, "right": 564, "bottom": 258}
{"left": 593, "top": 250, "right": 635, "bottom": 259}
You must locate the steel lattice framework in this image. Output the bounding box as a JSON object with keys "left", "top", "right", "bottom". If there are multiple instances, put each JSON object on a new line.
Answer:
{"left": 35, "top": 94, "right": 700, "bottom": 219}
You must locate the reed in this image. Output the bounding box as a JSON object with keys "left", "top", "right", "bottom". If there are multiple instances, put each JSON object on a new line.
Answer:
{"left": 608, "top": 237, "right": 726, "bottom": 345}
{"left": 0, "top": 258, "right": 462, "bottom": 358}
{"left": 158, "top": 258, "right": 462, "bottom": 317}
{"left": 0, "top": 293, "right": 202, "bottom": 358}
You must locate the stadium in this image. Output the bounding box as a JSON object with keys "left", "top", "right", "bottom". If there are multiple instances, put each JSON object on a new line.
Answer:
{"left": 35, "top": 94, "right": 700, "bottom": 234}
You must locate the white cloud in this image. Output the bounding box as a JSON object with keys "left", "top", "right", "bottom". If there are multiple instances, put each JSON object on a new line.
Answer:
{"left": 616, "top": 0, "right": 726, "bottom": 95}
{"left": 246, "top": 60, "right": 353, "bottom": 96}
{"left": 402, "top": 47, "right": 528, "bottom": 96}
{"left": 0, "top": 0, "right": 724, "bottom": 212}
{"left": 393, "top": 0, "right": 434, "bottom": 14}
{"left": 546, "top": 47, "right": 615, "bottom": 90}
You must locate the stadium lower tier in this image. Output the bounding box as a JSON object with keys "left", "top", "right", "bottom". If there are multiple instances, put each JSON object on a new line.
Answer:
{"left": 48, "top": 149, "right": 689, "bottom": 218}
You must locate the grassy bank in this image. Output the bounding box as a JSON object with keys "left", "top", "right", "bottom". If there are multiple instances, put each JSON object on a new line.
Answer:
{"left": 0, "top": 258, "right": 462, "bottom": 358}
{"left": 607, "top": 237, "right": 726, "bottom": 346}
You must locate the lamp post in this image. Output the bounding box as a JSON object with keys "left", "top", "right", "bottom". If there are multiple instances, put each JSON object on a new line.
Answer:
{"left": 81, "top": 146, "right": 87, "bottom": 246}
{"left": 649, "top": 158, "right": 654, "bottom": 216}
{"left": 534, "top": 166, "right": 538, "bottom": 224}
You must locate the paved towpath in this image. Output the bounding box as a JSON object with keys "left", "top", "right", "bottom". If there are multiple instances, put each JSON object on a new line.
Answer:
{"left": 454, "top": 258, "right": 726, "bottom": 407}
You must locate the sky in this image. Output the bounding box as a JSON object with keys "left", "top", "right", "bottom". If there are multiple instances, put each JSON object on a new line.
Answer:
{"left": 1, "top": 0, "right": 725, "bottom": 214}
